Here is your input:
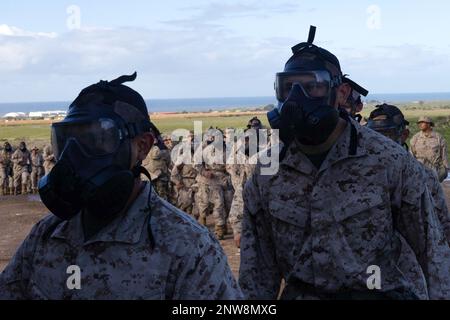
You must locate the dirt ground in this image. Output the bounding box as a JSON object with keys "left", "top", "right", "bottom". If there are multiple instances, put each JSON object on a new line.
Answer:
{"left": 1, "top": 182, "right": 450, "bottom": 278}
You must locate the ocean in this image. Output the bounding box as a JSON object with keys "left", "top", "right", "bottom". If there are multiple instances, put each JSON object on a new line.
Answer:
{"left": 1, "top": 92, "right": 450, "bottom": 117}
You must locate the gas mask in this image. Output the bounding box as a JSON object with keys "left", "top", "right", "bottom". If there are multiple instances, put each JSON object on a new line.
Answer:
{"left": 39, "top": 73, "right": 154, "bottom": 221}
{"left": 4, "top": 143, "right": 12, "bottom": 152}
{"left": 267, "top": 26, "right": 344, "bottom": 146}
{"left": 38, "top": 104, "right": 152, "bottom": 221}
{"left": 268, "top": 71, "right": 340, "bottom": 145}
{"left": 19, "top": 143, "right": 26, "bottom": 151}
{"left": 366, "top": 104, "right": 409, "bottom": 146}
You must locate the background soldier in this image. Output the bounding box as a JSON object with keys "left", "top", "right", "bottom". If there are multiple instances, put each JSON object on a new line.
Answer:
{"left": 30, "top": 146, "right": 44, "bottom": 194}
{"left": 11, "top": 141, "right": 31, "bottom": 195}
{"left": 42, "top": 145, "right": 56, "bottom": 175}
{"left": 367, "top": 104, "right": 450, "bottom": 243}
{"left": 0, "top": 142, "right": 14, "bottom": 196}
{"left": 143, "top": 134, "right": 171, "bottom": 201}
{"left": 226, "top": 127, "right": 257, "bottom": 248}
{"left": 410, "top": 116, "right": 449, "bottom": 182}
{"left": 340, "top": 77, "right": 369, "bottom": 123}
{"left": 195, "top": 129, "right": 228, "bottom": 239}
{"left": 171, "top": 132, "right": 198, "bottom": 217}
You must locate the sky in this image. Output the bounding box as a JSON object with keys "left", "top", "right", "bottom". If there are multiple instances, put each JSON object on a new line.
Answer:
{"left": 0, "top": 0, "right": 450, "bottom": 102}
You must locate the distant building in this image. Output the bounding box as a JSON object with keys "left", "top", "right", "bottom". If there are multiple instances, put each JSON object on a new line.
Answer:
{"left": 2, "top": 112, "right": 27, "bottom": 120}
{"left": 29, "top": 110, "right": 67, "bottom": 120}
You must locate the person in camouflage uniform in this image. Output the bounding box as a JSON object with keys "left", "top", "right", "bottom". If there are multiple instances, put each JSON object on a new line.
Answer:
{"left": 11, "top": 141, "right": 31, "bottom": 195}
{"left": 239, "top": 29, "right": 450, "bottom": 300}
{"left": 0, "top": 73, "right": 242, "bottom": 300}
{"left": 30, "top": 146, "right": 44, "bottom": 194}
{"left": 367, "top": 104, "right": 450, "bottom": 244}
{"left": 0, "top": 142, "right": 14, "bottom": 196}
{"left": 195, "top": 129, "right": 229, "bottom": 239}
{"left": 42, "top": 145, "right": 56, "bottom": 175}
{"left": 171, "top": 139, "right": 198, "bottom": 216}
{"left": 143, "top": 141, "right": 171, "bottom": 201}
{"left": 226, "top": 127, "right": 258, "bottom": 248}
{"left": 410, "top": 116, "right": 449, "bottom": 182}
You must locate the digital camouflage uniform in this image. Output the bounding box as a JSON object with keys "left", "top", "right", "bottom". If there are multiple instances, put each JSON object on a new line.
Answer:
{"left": 30, "top": 149, "right": 44, "bottom": 194}
{"left": 0, "top": 148, "right": 14, "bottom": 195}
{"left": 239, "top": 121, "right": 450, "bottom": 300}
{"left": 11, "top": 148, "right": 31, "bottom": 194}
{"left": 227, "top": 159, "right": 256, "bottom": 238}
{"left": 195, "top": 143, "right": 229, "bottom": 238}
{"left": 143, "top": 145, "right": 171, "bottom": 201}
{"left": 42, "top": 145, "right": 56, "bottom": 175}
{"left": 171, "top": 163, "right": 198, "bottom": 216}
{"left": 422, "top": 165, "right": 450, "bottom": 244}
{"left": 410, "top": 130, "right": 449, "bottom": 180}
{"left": 0, "top": 182, "right": 242, "bottom": 300}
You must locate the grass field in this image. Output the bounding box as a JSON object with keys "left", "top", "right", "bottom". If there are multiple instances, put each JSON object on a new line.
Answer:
{"left": 2, "top": 102, "right": 450, "bottom": 157}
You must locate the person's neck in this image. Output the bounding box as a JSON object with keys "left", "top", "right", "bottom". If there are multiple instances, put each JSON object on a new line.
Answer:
{"left": 422, "top": 128, "right": 433, "bottom": 136}
{"left": 82, "top": 179, "right": 145, "bottom": 241}
{"left": 297, "top": 118, "right": 348, "bottom": 155}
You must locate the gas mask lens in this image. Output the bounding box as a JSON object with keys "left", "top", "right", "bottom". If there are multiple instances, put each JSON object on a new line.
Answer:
{"left": 52, "top": 118, "right": 122, "bottom": 159}
{"left": 275, "top": 70, "right": 331, "bottom": 102}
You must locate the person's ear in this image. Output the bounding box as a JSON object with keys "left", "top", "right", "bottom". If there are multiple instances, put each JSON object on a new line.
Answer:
{"left": 135, "top": 132, "right": 154, "bottom": 162}
{"left": 335, "top": 83, "right": 352, "bottom": 108}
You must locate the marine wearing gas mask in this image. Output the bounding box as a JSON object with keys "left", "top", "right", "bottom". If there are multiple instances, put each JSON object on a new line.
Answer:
{"left": 39, "top": 72, "right": 155, "bottom": 221}
{"left": 267, "top": 26, "right": 346, "bottom": 147}
{"left": 341, "top": 77, "right": 369, "bottom": 123}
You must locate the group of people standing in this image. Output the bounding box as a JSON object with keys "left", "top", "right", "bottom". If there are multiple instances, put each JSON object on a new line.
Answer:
{"left": 141, "top": 117, "right": 261, "bottom": 242}
{"left": 0, "top": 142, "right": 55, "bottom": 196}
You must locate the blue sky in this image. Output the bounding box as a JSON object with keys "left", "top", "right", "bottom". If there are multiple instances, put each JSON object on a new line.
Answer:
{"left": 1, "top": 0, "right": 449, "bottom": 102}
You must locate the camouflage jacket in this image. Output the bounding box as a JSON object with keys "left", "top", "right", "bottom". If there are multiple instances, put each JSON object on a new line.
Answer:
{"left": 31, "top": 152, "right": 44, "bottom": 167}
{"left": 410, "top": 131, "right": 449, "bottom": 170}
{"left": 0, "top": 182, "right": 242, "bottom": 300}
{"left": 11, "top": 149, "right": 31, "bottom": 168}
{"left": 239, "top": 121, "right": 450, "bottom": 300}
{"left": 423, "top": 165, "right": 450, "bottom": 244}
{"left": 0, "top": 149, "right": 12, "bottom": 168}
{"left": 171, "top": 163, "right": 198, "bottom": 188}
{"left": 195, "top": 144, "right": 228, "bottom": 187}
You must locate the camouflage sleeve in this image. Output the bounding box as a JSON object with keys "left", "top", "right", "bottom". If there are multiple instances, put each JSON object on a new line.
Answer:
{"left": 0, "top": 219, "right": 46, "bottom": 299}
{"left": 440, "top": 135, "right": 449, "bottom": 168}
{"left": 410, "top": 135, "right": 417, "bottom": 158}
{"left": 426, "top": 169, "right": 450, "bottom": 243}
{"left": 170, "top": 164, "right": 182, "bottom": 185}
{"left": 395, "top": 157, "right": 450, "bottom": 299}
{"left": 239, "top": 172, "right": 282, "bottom": 299}
{"left": 173, "top": 235, "right": 243, "bottom": 300}
{"left": 228, "top": 186, "right": 244, "bottom": 236}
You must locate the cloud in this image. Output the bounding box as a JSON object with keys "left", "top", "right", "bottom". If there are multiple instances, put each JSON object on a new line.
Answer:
{"left": 338, "top": 44, "right": 450, "bottom": 93}
{"left": 0, "top": 24, "right": 57, "bottom": 38}
{"left": 0, "top": 18, "right": 449, "bottom": 102}
{"left": 0, "top": 23, "right": 291, "bottom": 101}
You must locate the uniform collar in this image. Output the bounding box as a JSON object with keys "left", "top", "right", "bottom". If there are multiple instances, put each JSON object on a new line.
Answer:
{"left": 51, "top": 182, "right": 154, "bottom": 247}
{"left": 281, "top": 119, "right": 367, "bottom": 175}
{"left": 420, "top": 130, "right": 436, "bottom": 138}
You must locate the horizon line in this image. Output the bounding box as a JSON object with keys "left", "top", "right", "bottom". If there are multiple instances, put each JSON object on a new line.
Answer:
{"left": 2, "top": 91, "right": 450, "bottom": 105}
